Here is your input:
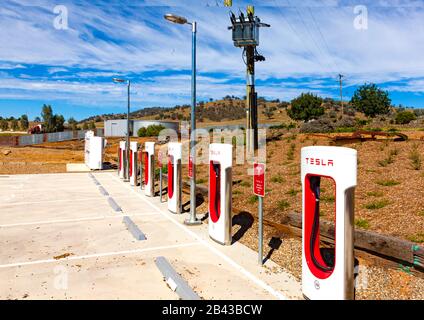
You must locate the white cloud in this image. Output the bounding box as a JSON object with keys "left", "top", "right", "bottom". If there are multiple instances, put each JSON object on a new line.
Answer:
{"left": 0, "top": 0, "right": 423, "bottom": 109}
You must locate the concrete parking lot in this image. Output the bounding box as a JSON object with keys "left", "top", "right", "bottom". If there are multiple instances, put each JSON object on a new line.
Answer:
{"left": 0, "top": 172, "right": 301, "bottom": 300}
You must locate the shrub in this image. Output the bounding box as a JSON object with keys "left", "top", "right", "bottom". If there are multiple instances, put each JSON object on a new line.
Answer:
{"left": 271, "top": 175, "right": 285, "bottom": 183}
{"left": 270, "top": 123, "right": 286, "bottom": 130}
{"left": 137, "top": 127, "right": 147, "bottom": 137}
{"left": 287, "top": 143, "right": 296, "bottom": 161}
{"left": 355, "top": 218, "right": 370, "bottom": 229}
{"left": 366, "top": 191, "right": 384, "bottom": 197}
{"left": 300, "top": 118, "right": 333, "bottom": 133}
{"left": 395, "top": 111, "right": 417, "bottom": 124}
{"left": 409, "top": 144, "right": 422, "bottom": 170}
{"left": 376, "top": 179, "right": 400, "bottom": 186}
{"left": 288, "top": 93, "right": 324, "bottom": 122}
{"left": 248, "top": 195, "right": 258, "bottom": 204}
{"left": 277, "top": 200, "right": 290, "bottom": 210}
{"left": 286, "top": 188, "right": 300, "bottom": 196}
{"left": 364, "top": 199, "right": 390, "bottom": 210}
{"left": 138, "top": 124, "right": 166, "bottom": 137}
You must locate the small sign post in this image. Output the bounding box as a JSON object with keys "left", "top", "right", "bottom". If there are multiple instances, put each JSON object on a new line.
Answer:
{"left": 158, "top": 151, "right": 163, "bottom": 202}
{"left": 253, "top": 162, "right": 266, "bottom": 265}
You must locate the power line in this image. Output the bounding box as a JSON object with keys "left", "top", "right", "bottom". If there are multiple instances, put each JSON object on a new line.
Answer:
{"left": 307, "top": 7, "right": 340, "bottom": 73}
{"left": 272, "top": 0, "right": 328, "bottom": 72}
{"left": 288, "top": 0, "right": 336, "bottom": 73}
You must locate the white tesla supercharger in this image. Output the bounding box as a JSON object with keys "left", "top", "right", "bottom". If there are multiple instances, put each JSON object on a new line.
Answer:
{"left": 118, "top": 140, "right": 127, "bottom": 179}
{"left": 129, "top": 141, "right": 139, "bottom": 186}
{"left": 208, "top": 143, "right": 233, "bottom": 246}
{"left": 144, "top": 142, "right": 156, "bottom": 197}
{"left": 84, "top": 131, "right": 105, "bottom": 170}
{"left": 167, "top": 142, "right": 182, "bottom": 214}
{"left": 301, "top": 146, "right": 357, "bottom": 300}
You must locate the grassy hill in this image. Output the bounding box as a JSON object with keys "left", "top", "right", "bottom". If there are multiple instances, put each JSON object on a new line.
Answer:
{"left": 84, "top": 97, "right": 292, "bottom": 128}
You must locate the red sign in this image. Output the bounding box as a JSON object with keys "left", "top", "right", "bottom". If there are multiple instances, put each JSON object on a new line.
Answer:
{"left": 253, "top": 163, "right": 266, "bottom": 197}
{"left": 188, "top": 155, "right": 193, "bottom": 178}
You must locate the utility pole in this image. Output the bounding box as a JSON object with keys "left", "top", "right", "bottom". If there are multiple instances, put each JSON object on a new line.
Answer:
{"left": 338, "top": 74, "right": 344, "bottom": 116}
{"left": 228, "top": 5, "right": 269, "bottom": 157}
{"left": 246, "top": 6, "right": 257, "bottom": 155}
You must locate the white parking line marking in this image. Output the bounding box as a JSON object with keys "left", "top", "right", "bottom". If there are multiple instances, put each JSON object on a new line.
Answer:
{"left": 108, "top": 173, "right": 288, "bottom": 300}
{"left": 0, "top": 195, "right": 134, "bottom": 207}
{"left": 0, "top": 242, "right": 200, "bottom": 269}
{"left": 0, "top": 212, "right": 161, "bottom": 228}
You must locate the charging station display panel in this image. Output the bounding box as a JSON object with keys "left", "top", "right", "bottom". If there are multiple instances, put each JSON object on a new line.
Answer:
{"left": 129, "top": 142, "right": 138, "bottom": 186}
{"left": 167, "top": 142, "right": 182, "bottom": 214}
{"left": 301, "top": 146, "right": 357, "bottom": 300}
{"left": 208, "top": 143, "right": 233, "bottom": 246}
{"left": 144, "top": 142, "right": 155, "bottom": 197}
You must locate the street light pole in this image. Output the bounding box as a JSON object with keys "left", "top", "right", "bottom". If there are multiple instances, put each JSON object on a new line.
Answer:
{"left": 126, "top": 80, "right": 131, "bottom": 182}
{"left": 113, "top": 77, "right": 131, "bottom": 182}
{"left": 186, "top": 21, "right": 201, "bottom": 226}
{"left": 164, "top": 13, "right": 201, "bottom": 226}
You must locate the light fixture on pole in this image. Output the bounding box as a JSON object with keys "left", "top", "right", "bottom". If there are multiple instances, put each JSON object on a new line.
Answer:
{"left": 113, "top": 77, "right": 131, "bottom": 182}
{"left": 164, "top": 13, "right": 201, "bottom": 226}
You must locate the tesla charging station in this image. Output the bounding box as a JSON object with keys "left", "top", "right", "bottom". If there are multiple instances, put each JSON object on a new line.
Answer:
{"left": 129, "top": 141, "right": 139, "bottom": 186}
{"left": 144, "top": 142, "right": 155, "bottom": 197}
{"left": 208, "top": 143, "right": 233, "bottom": 246}
{"left": 84, "top": 131, "right": 105, "bottom": 170}
{"left": 167, "top": 142, "right": 182, "bottom": 214}
{"left": 301, "top": 146, "right": 357, "bottom": 300}
{"left": 118, "top": 141, "right": 127, "bottom": 179}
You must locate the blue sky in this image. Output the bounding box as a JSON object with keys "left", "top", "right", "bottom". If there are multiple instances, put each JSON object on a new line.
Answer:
{"left": 0, "top": 0, "right": 423, "bottom": 121}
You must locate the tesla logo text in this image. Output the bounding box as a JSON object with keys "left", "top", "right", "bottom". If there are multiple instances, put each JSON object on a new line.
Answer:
{"left": 210, "top": 150, "right": 221, "bottom": 156}
{"left": 305, "top": 158, "right": 334, "bottom": 167}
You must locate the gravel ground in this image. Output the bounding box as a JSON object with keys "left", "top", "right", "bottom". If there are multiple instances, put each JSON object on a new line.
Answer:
{"left": 2, "top": 131, "right": 424, "bottom": 299}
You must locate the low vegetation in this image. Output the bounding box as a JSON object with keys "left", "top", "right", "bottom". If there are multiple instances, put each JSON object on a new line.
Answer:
{"left": 248, "top": 195, "right": 258, "bottom": 204}
{"left": 271, "top": 175, "right": 284, "bottom": 184}
{"left": 277, "top": 200, "right": 290, "bottom": 210}
{"left": 376, "top": 179, "right": 400, "bottom": 187}
{"left": 355, "top": 218, "right": 370, "bottom": 229}
{"left": 407, "top": 233, "right": 424, "bottom": 243}
{"left": 364, "top": 199, "right": 390, "bottom": 210}
{"left": 366, "top": 191, "right": 384, "bottom": 197}
{"left": 409, "top": 143, "right": 422, "bottom": 170}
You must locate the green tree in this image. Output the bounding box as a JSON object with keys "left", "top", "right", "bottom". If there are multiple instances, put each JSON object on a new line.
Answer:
{"left": 34, "top": 116, "right": 41, "bottom": 122}
{"left": 395, "top": 111, "right": 417, "bottom": 124}
{"left": 68, "top": 117, "right": 78, "bottom": 131}
{"left": 137, "top": 127, "right": 147, "bottom": 137}
{"left": 0, "top": 119, "right": 9, "bottom": 131}
{"left": 41, "top": 104, "right": 54, "bottom": 132}
{"left": 20, "top": 114, "right": 29, "bottom": 131}
{"left": 350, "top": 83, "right": 391, "bottom": 118}
{"left": 287, "top": 93, "right": 324, "bottom": 122}
{"left": 53, "top": 114, "right": 65, "bottom": 132}
{"left": 11, "top": 119, "right": 19, "bottom": 131}
{"left": 89, "top": 121, "right": 96, "bottom": 130}
{"left": 82, "top": 122, "right": 89, "bottom": 130}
